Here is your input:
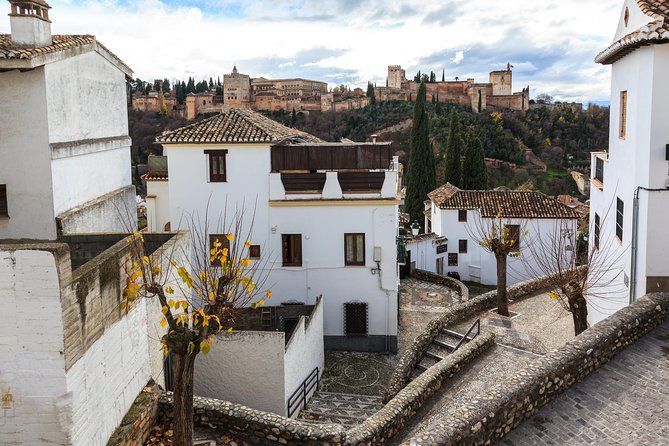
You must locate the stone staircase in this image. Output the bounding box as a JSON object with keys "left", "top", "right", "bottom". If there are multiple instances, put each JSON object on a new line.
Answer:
{"left": 298, "top": 391, "right": 384, "bottom": 426}
{"left": 410, "top": 327, "right": 477, "bottom": 380}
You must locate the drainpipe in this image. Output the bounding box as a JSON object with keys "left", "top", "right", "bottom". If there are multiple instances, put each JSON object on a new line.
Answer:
{"left": 630, "top": 186, "right": 669, "bottom": 303}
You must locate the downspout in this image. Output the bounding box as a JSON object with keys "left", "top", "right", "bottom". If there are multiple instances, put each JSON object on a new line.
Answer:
{"left": 630, "top": 186, "right": 669, "bottom": 303}
{"left": 630, "top": 188, "right": 640, "bottom": 304}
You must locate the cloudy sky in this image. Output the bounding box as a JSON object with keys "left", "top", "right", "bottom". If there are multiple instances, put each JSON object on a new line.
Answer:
{"left": 2, "top": 0, "right": 626, "bottom": 103}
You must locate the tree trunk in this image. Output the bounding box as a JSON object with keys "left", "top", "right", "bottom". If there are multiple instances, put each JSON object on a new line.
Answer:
{"left": 495, "top": 254, "right": 510, "bottom": 317}
{"left": 569, "top": 292, "right": 589, "bottom": 336}
{"left": 172, "top": 351, "right": 196, "bottom": 446}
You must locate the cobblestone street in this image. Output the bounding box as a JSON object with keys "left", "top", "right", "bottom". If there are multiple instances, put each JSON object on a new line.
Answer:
{"left": 499, "top": 321, "right": 669, "bottom": 446}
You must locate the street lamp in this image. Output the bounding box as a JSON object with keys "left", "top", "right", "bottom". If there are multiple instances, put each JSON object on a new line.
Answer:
{"left": 410, "top": 221, "right": 421, "bottom": 236}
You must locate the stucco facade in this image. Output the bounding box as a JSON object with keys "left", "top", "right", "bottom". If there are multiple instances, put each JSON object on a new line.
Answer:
{"left": 588, "top": 0, "right": 669, "bottom": 324}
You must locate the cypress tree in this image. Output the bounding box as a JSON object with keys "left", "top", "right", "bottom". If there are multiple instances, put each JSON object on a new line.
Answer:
{"left": 461, "top": 130, "right": 488, "bottom": 190}
{"left": 444, "top": 110, "right": 464, "bottom": 187}
{"left": 442, "top": 68, "right": 445, "bottom": 82}
{"left": 404, "top": 82, "right": 435, "bottom": 229}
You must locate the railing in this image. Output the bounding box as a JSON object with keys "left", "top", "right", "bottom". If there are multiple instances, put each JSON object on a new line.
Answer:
{"left": 453, "top": 319, "right": 480, "bottom": 352}
{"left": 287, "top": 366, "right": 319, "bottom": 418}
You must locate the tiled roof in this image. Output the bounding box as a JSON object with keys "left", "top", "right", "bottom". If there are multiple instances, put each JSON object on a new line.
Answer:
{"left": 429, "top": 183, "right": 579, "bottom": 219}
{"left": 595, "top": 1, "right": 669, "bottom": 64}
{"left": 156, "top": 108, "right": 323, "bottom": 144}
{"left": 0, "top": 34, "right": 132, "bottom": 75}
{"left": 141, "top": 172, "right": 168, "bottom": 181}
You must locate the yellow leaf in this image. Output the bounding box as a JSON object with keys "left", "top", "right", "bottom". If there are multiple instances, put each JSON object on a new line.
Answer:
{"left": 259, "top": 299, "right": 265, "bottom": 306}
{"left": 168, "top": 299, "right": 175, "bottom": 307}
{"left": 161, "top": 305, "right": 169, "bottom": 315}
{"left": 245, "top": 240, "right": 251, "bottom": 248}
{"left": 160, "top": 317, "right": 167, "bottom": 327}
{"left": 226, "top": 233, "right": 234, "bottom": 241}
{"left": 227, "top": 327, "right": 233, "bottom": 333}
{"left": 165, "top": 286, "right": 174, "bottom": 295}
{"left": 265, "top": 290, "right": 272, "bottom": 299}
{"left": 549, "top": 292, "right": 559, "bottom": 300}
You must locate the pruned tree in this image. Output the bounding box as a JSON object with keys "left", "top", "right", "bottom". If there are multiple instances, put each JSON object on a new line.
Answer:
{"left": 468, "top": 211, "right": 525, "bottom": 316}
{"left": 522, "top": 214, "right": 626, "bottom": 335}
{"left": 121, "top": 207, "right": 272, "bottom": 445}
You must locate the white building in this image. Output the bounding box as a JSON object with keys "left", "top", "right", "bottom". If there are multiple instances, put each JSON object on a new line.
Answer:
{"left": 0, "top": 0, "right": 135, "bottom": 240}
{"left": 588, "top": 0, "right": 669, "bottom": 324}
{"left": 411, "top": 183, "right": 579, "bottom": 286}
{"left": 151, "top": 107, "right": 401, "bottom": 352}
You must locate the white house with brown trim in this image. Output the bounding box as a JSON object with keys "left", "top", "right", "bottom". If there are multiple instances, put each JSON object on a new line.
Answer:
{"left": 411, "top": 183, "right": 579, "bottom": 286}
{"left": 0, "top": 0, "right": 135, "bottom": 240}
{"left": 588, "top": 0, "right": 669, "bottom": 324}
{"left": 150, "top": 108, "right": 401, "bottom": 353}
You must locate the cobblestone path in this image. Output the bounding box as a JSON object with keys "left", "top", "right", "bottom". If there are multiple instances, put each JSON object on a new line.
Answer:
{"left": 499, "top": 321, "right": 669, "bottom": 446}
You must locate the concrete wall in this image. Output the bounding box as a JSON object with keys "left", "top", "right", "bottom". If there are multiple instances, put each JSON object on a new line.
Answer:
{"left": 56, "top": 185, "right": 137, "bottom": 235}
{"left": 283, "top": 298, "right": 325, "bottom": 418}
{"left": 146, "top": 180, "right": 171, "bottom": 232}
{"left": 588, "top": 43, "right": 669, "bottom": 324}
{"left": 193, "top": 330, "right": 286, "bottom": 415}
{"left": 0, "top": 67, "right": 57, "bottom": 240}
{"left": 0, "top": 248, "right": 70, "bottom": 444}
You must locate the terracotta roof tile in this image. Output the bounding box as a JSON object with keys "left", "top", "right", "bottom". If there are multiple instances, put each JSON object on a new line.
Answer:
{"left": 429, "top": 183, "right": 579, "bottom": 219}
{"left": 156, "top": 108, "right": 323, "bottom": 144}
{"left": 0, "top": 34, "right": 132, "bottom": 75}
{"left": 596, "top": 1, "right": 669, "bottom": 64}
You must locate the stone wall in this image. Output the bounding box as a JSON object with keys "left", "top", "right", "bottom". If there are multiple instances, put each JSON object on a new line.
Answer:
{"left": 406, "top": 292, "right": 669, "bottom": 445}
{"left": 411, "top": 269, "right": 469, "bottom": 300}
{"left": 157, "top": 333, "right": 494, "bottom": 446}
{"left": 385, "top": 271, "right": 560, "bottom": 401}
{"left": 107, "top": 383, "right": 160, "bottom": 446}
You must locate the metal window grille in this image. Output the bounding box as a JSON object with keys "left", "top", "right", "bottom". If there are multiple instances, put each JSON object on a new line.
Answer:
{"left": 343, "top": 302, "right": 368, "bottom": 336}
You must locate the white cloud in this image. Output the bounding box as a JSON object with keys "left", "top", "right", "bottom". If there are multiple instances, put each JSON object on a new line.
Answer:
{"left": 0, "top": 0, "right": 625, "bottom": 101}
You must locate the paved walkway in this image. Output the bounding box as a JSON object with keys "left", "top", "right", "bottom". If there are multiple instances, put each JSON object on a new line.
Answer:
{"left": 499, "top": 321, "right": 669, "bottom": 446}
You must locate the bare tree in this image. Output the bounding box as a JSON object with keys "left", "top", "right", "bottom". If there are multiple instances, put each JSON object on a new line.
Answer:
{"left": 121, "top": 205, "right": 272, "bottom": 445}
{"left": 522, "top": 213, "right": 626, "bottom": 335}
{"left": 468, "top": 211, "right": 526, "bottom": 317}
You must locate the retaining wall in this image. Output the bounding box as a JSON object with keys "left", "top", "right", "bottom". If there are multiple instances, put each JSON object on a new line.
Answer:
{"left": 156, "top": 334, "right": 495, "bottom": 445}
{"left": 405, "top": 292, "right": 669, "bottom": 445}
{"left": 107, "top": 383, "right": 160, "bottom": 446}
{"left": 411, "top": 269, "right": 469, "bottom": 300}
{"left": 385, "top": 271, "right": 557, "bottom": 401}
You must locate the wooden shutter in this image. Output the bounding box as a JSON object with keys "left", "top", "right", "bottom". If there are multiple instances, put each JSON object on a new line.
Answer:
{"left": 619, "top": 91, "right": 627, "bottom": 139}
{"left": 0, "top": 185, "right": 7, "bottom": 217}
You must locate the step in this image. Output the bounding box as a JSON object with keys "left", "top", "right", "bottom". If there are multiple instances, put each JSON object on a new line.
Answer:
{"left": 424, "top": 349, "right": 446, "bottom": 361}
{"left": 416, "top": 355, "right": 439, "bottom": 371}
{"left": 299, "top": 411, "right": 368, "bottom": 427}
{"left": 442, "top": 328, "right": 475, "bottom": 341}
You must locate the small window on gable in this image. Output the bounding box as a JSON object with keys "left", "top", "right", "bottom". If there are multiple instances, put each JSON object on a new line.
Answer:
{"left": 209, "top": 234, "right": 231, "bottom": 266}
{"left": 619, "top": 91, "right": 627, "bottom": 140}
{"left": 249, "top": 245, "right": 261, "bottom": 259}
{"left": 205, "top": 150, "right": 227, "bottom": 182}
{"left": 594, "top": 213, "right": 601, "bottom": 251}
{"left": 0, "top": 184, "right": 7, "bottom": 218}
{"left": 624, "top": 7, "right": 630, "bottom": 26}
{"left": 616, "top": 198, "right": 624, "bottom": 242}
{"left": 282, "top": 234, "right": 302, "bottom": 267}
{"left": 458, "top": 209, "right": 467, "bottom": 222}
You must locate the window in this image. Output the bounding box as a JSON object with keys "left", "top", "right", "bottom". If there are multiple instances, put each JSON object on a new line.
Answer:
{"left": 343, "top": 302, "right": 368, "bottom": 336}
{"left": 459, "top": 239, "right": 468, "bottom": 253}
{"left": 249, "top": 245, "right": 261, "bottom": 259}
{"left": 616, "top": 198, "right": 624, "bottom": 242}
{"left": 0, "top": 184, "right": 7, "bottom": 218}
{"left": 594, "top": 213, "right": 601, "bottom": 251}
{"left": 282, "top": 234, "right": 302, "bottom": 267}
{"left": 506, "top": 225, "right": 521, "bottom": 252}
{"left": 458, "top": 209, "right": 467, "bottom": 222}
{"left": 344, "top": 233, "right": 365, "bottom": 266}
{"left": 448, "top": 253, "right": 458, "bottom": 266}
{"left": 619, "top": 91, "right": 627, "bottom": 139}
{"left": 205, "top": 150, "right": 227, "bottom": 182}
{"left": 209, "top": 234, "right": 230, "bottom": 266}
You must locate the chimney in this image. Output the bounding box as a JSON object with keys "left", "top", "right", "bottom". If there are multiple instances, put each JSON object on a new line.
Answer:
{"left": 8, "top": 0, "right": 52, "bottom": 48}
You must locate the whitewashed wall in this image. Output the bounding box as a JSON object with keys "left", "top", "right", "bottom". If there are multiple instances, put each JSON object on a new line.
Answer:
{"left": 0, "top": 67, "right": 57, "bottom": 240}
{"left": 194, "top": 331, "right": 286, "bottom": 415}
{"left": 283, "top": 299, "right": 325, "bottom": 418}
{"left": 405, "top": 236, "right": 447, "bottom": 272}
{"left": 0, "top": 249, "right": 70, "bottom": 444}
{"left": 146, "top": 180, "right": 171, "bottom": 232}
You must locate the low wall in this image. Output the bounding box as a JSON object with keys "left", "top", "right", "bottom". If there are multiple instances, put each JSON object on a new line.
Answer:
{"left": 385, "top": 271, "right": 559, "bottom": 401}
{"left": 107, "top": 383, "right": 160, "bottom": 446}
{"left": 157, "top": 334, "right": 495, "bottom": 446}
{"left": 406, "top": 292, "right": 669, "bottom": 445}
{"left": 411, "top": 269, "right": 469, "bottom": 300}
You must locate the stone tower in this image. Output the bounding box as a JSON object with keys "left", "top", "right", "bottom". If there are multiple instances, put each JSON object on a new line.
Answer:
{"left": 8, "top": 0, "right": 52, "bottom": 48}
{"left": 489, "top": 70, "right": 512, "bottom": 96}
{"left": 387, "top": 65, "right": 405, "bottom": 89}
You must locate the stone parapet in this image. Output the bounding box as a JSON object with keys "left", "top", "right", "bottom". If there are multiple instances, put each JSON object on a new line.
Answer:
{"left": 406, "top": 293, "right": 669, "bottom": 445}
{"left": 384, "top": 271, "right": 561, "bottom": 401}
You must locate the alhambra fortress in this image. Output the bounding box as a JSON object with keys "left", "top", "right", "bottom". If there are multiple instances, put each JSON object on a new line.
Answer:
{"left": 132, "top": 64, "right": 535, "bottom": 120}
